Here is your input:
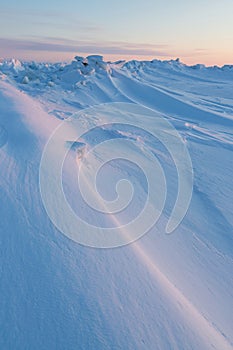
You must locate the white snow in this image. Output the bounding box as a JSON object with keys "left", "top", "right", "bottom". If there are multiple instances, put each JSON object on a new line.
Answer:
{"left": 0, "top": 56, "right": 233, "bottom": 350}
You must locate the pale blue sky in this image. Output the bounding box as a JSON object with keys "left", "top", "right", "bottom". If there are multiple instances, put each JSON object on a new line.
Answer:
{"left": 0, "top": 0, "right": 232, "bottom": 64}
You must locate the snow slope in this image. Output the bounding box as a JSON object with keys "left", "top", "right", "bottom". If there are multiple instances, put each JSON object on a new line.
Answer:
{"left": 0, "top": 56, "right": 233, "bottom": 349}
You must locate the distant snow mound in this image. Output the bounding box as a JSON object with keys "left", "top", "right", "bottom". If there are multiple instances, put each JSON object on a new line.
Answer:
{"left": 87, "top": 55, "right": 104, "bottom": 63}
{"left": 0, "top": 58, "right": 24, "bottom": 75}
{"left": 74, "top": 56, "right": 85, "bottom": 63}
{"left": 222, "top": 64, "right": 233, "bottom": 70}
{"left": 22, "top": 76, "right": 30, "bottom": 84}
{"left": 190, "top": 64, "right": 206, "bottom": 70}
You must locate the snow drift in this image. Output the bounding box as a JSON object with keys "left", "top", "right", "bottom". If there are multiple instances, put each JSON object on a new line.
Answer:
{"left": 0, "top": 56, "right": 233, "bottom": 350}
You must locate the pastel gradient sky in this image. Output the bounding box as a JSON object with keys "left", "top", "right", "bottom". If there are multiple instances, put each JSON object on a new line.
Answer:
{"left": 0, "top": 0, "right": 232, "bottom": 65}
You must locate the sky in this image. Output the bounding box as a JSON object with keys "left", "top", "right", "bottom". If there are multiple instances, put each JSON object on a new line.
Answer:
{"left": 0, "top": 0, "right": 232, "bottom": 65}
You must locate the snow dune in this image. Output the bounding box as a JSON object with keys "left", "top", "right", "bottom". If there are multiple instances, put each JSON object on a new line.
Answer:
{"left": 0, "top": 56, "right": 233, "bottom": 349}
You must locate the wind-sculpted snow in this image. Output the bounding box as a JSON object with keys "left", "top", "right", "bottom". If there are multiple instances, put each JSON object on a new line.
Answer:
{"left": 40, "top": 102, "right": 193, "bottom": 247}
{"left": 0, "top": 56, "right": 233, "bottom": 350}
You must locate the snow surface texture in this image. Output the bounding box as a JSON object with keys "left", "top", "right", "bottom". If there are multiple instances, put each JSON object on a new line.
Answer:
{"left": 0, "top": 55, "right": 233, "bottom": 349}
